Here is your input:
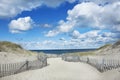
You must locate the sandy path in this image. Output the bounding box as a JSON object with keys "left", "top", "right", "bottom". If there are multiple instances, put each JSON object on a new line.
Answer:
{"left": 0, "top": 58, "right": 103, "bottom": 80}
{"left": 102, "top": 68, "right": 120, "bottom": 80}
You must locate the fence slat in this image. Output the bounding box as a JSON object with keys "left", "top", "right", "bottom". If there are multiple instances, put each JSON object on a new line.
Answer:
{"left": 0, "top": 57, "right": 47, "bottom": 78}
{"left": 62, "top": 55, "right": 120, "bottom": 72}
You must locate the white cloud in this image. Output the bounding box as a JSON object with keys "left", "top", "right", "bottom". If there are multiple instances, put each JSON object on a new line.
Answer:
{"left": 45, "top": 30, "right": 60, "bottom": 37}
{"left": 1, "top": 0, "right": 118, "bottom": 18}
{"left": 18, "top": 30, "right": 119, "bottom": 49}
{"left": 46, "top": 1, "right": 120, "bottom": 37}
{"left": 101, "top": 32, "right": 116, "bottom": 37}
{"left": 58, "top": 20, "right": 75, "bottom": 33}
{"left": 80, "top": 0, "right": 120, "bottom": 4}
{"left": 42, "top": 40, "right": 56, "bottom": 45}
{"left": 43, "top": 0, "right": 76, "bottom": 7}
{"left": 46, "top": 20, "right": 76, "bottom": 37}
{"left": 0, "top": 0, "right": 42, "bottom": 18}
{"left": 67, "top": 2, "right": 120, "bottom": 31}
{"left": 9, "top": 16, "right": 33, "bottom": 33}
{"left": 70, "top": 30, "right": 118, "bottom": 48}
{"left": 0, "top": 0, "right": 76, "bottom": 18}
{"left": 19, "top": 40, "right": 60, "bottom": 50}
{"left": 71, "top": 30, "right": 100, "bottom": 39}
{"left": 43, "top": 24, "right": 52, "bottom": 28}
{"left": 71, "top": 30, "right": 81, "bottom": 39}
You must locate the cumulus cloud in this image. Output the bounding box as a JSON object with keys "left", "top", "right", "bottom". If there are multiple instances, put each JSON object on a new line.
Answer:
{"left": 71, "top": 30, "right": 81, "bottom": 39}
{"left": 45, "top": 30, "right": 60, "bottom": 37}
{"left": 1, "top": 0, "right": 119, "bottom": 18}
{"left": 46, "top": 1, "right": 120, "bottom": 37}
{"left": 71, "top": 30, "right": 101, "bottom": 39}
{"left": 9, "top": 16, "right": 33, "bottom": 33}
{"left": 70, "top": 30, "right": 118, "bottom": 48}
{"left": 19, "top": 29, "right": 119, "bottom": 49}
{"left": 0, "top": 0, "right": 76, "bottom": 18}
{"left": 58, "top": 20, "right": 75, "bottom": 33}
{"left": 46, "top": 20, "right": 76, "bottom": 37}
{"left": 0, "top": 0, "right": 42, "bottom": 18}
{"left": 67, "top": 2, "right": 120, "bottom": 31}
{"left": 71, "top": 30, "right": 119, "bottom": 40}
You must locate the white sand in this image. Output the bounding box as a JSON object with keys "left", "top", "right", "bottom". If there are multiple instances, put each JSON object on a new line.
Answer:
{"left": 102, "top": 68, "right": 120, "bottom": 80}
{"left": 0, "top": 58, "right": 103, "bottom": 80}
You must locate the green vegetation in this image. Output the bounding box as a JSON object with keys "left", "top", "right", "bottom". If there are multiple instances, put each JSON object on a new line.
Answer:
{"left": 0, "top": 41, "right": 22, "bottom": 48}
{"left": 65, "top": 51, "right": 95, "bottom": 56}
{"left": 76, "top": 52, "right": 95, "bottom": 56}
{"left": 97, "top": 44, "right": 112, "bottom": 50}
{"left": 0, "top": 41, "right": 37, "bottom": 56}
{"left": 0, "top": 41, "right": 22, "bottom": 52}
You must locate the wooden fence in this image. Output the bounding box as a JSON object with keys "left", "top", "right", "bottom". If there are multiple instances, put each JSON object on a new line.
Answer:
{"left": 85, "top": 57, "right": 120, "bottom": 72}
{"left": 62, "top": 55, "right": 120, "bottom": 72}
{"left": 0, "top": 56, "right": 47, "bottom": 78}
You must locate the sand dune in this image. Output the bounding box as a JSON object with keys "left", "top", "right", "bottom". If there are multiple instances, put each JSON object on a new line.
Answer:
{"left": 0, "top": 58, "right": 103, "bottom": 80}
{"left": 0, "top": 52, "right": 37, "bottom": 64}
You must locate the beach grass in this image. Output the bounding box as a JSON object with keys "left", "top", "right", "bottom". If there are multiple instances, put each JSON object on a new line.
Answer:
{"left": 97, "top": 44, "right": 112, "bottom": 50}
{"left": 65, "top": 51, "right": 95, "bottom": 56}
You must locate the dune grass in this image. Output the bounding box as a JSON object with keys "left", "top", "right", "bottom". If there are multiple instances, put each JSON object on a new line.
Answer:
{"left": 97, "top": 44, "right": 112, "bottom": 50}
{"left": 0, "top": 41, "right": 22, "bottom": 48}
{"left": 0, "top": 41, "right": 23, "bottom": 51}
{"left": 65, "top": 51, "right": 95, "bottom": 56}
{"left": 0, "top": 41, "right": 38, "bottom": 56}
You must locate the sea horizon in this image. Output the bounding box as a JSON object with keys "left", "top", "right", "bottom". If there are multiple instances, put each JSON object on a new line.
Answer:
{"left": 30, "top": 48, "right": 96, "bottom": 54}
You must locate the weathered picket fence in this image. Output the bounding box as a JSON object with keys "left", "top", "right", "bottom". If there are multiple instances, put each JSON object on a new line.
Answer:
{"left": 0, "top": 56, "right": 47, "bottom": 78}
{"left": 82, "top": 56, "right": 120, "bottom": 72}
{"left": 62, "top": 55, "right": 120, "bottom": 72}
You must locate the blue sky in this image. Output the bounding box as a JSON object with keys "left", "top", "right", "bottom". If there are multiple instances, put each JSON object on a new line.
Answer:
{"left": 0, "top": 0, "right": 120, "bottom": 50}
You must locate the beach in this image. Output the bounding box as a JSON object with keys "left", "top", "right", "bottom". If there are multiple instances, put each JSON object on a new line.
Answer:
{"left": 0, "top": 58, "right": 103, "bottom": 80}
{"left": 1, "top": 58, "right": 120, "bottom": 80}
{"left": 0, "top": 0, "right": 119, "bottom": 79}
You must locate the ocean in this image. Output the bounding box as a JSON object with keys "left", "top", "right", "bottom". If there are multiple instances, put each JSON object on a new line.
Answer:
{"left": 31, "top": 49, "right": 96, "bottom": 54}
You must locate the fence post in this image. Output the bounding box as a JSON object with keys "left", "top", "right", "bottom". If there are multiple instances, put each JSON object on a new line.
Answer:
{"left": 87, "top": 57, "right": 89, "bottom": 63}
{"left": 26, "top": 60, "right": 29, "bottom": 70}
{"left": 102, "top": 58, "right": 105, "bottom": 72}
